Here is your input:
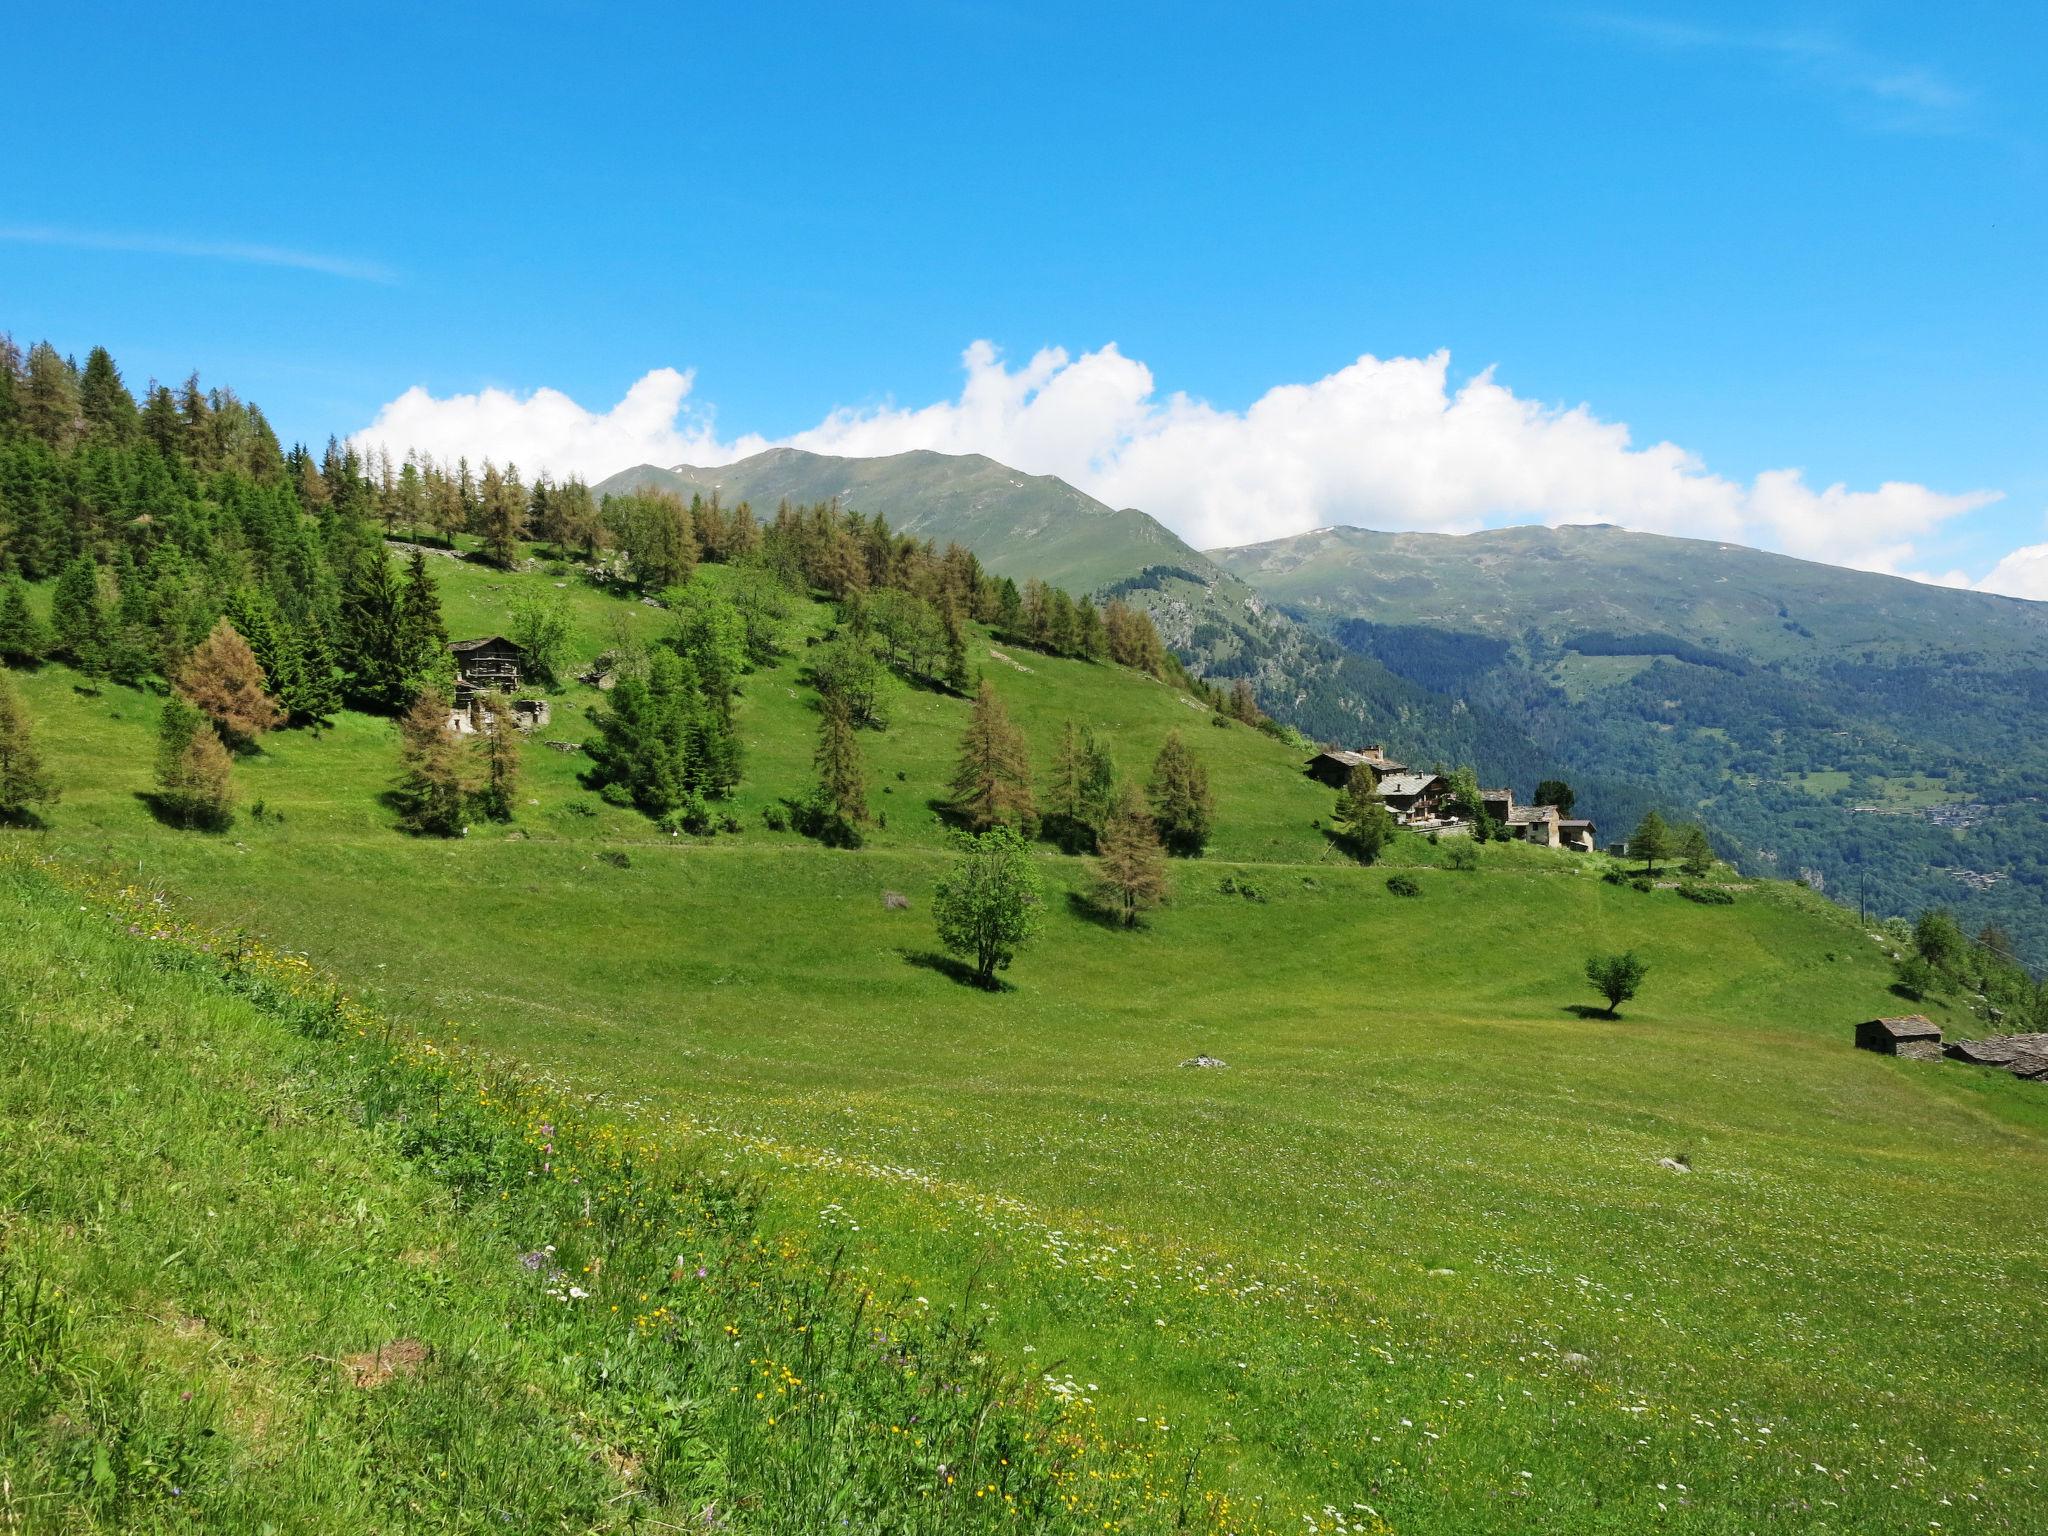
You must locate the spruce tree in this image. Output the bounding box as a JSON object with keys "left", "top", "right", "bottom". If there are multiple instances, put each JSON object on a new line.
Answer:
{"left": 940, "top": 590, "right": 971, "bottom": 693}
{"left": 0, "top": 576, "right": 46, "bottom": 664}
{"left": 1147, "top": 729, "right": 1214, "bottom": 857}
{"left": 174, "top": 617, "right": 286, "bottom": 749}
{"left": 396, "top": 548, "right": 449, "bottom": 694}
{"left": 0, "top": 669, "right": 59, "bottom": 822}
{"left": 339, "top": 547, "right": 408, "bottom": 712}
{"left": 77, "top": 346, "right": 137, "bottom": 439}
{"left": 1092, "top": 782, "right": 1169, "bottom": 926}
{"left": 392, "top": 687, "right": 470, "bottom": 836}
{"left": 153, "top": 697, "right": 235, "bottom": 830}
{"left": 810, "top": 691, "right": 867, "bottom": 845}
{"left": 1677, "top": 823, "right": 1715, "bottom": 878}
{"left": 949, "top": 679, "right": 1036, "bottom": 833}
{"left": 48, "top": 556, "right": 109, "bottom": 677}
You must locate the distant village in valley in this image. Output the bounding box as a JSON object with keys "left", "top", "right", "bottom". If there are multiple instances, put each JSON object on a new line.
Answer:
{"left": 1306, "top": 744, "right": 1601, "bottom": 851}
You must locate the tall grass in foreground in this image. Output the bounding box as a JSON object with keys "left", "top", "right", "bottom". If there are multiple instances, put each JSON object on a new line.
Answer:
{"left": 0, "top": 854, "right": 1264, "bottom": 1534}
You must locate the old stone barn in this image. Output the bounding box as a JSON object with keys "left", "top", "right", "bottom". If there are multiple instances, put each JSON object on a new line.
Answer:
{"left": 450, "top": 636, "right": 525, "bottom": 702}
{"left": 1855, "top": 1015, "right": 1944, "bottom": 1060}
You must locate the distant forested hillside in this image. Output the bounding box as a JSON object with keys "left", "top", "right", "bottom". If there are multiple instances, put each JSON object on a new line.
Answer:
{"left": 1217, "top": 524, "right": 2048, "bottom": 965}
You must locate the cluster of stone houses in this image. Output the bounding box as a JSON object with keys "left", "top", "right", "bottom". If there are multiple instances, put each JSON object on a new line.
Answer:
{"left": 1307, "top": 745, "right": 1598, "bottom": 852}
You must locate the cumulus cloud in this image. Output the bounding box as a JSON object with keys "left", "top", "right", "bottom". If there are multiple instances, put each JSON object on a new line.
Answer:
{"left": 1974, "top": 542, "right": 2048, "bottom": 600}
{"left": 353, "top": 368, "right": 766, "bottom": 483}
{"left": 353, "top": 340, "right": 2004, "bottom": 580}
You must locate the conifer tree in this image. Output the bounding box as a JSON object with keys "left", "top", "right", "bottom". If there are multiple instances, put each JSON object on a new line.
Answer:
{"left": 153, "top": 697, "right": 235, "bottom": 830}
{"left": 48, "top": 556, "right": 109, "bottom": 677}
{"left": 0, "top": 576, "right": 46, "bottom": 664}
{"left": 475, "top": 462, "right": 525, "bottom": 567}
{"left": 584, "top": 651, "right": 697, "bottom": 817}
{"left": 392, "top": 687, "right": 470, "bottom": 836}
{"left": 78, "top": 346, "right": 137, "bottom": 439}
{"left": 1092, "top": 782, "right": 1170, "bottom": 926}
{"left": 1335, "top": 763, "right": 1395, "bottom": 863}
{"left": 0, "top": 668, "right": 59, "bottom": 823}
{"left": 1677, "top": 823, "right": 1715, "bottom": 878}
{"left": 810, "top": 691, "right": 867, "bottom": 845}
{"left": 396, "top": 548, "right": 449, "bottom": 693}
{"left": 1629, "top": 809, "right": 1672, "bottom": 875}
{"left": 949, "top": 679, "right": 1036, "bottom": 833}
{"left": 1147, "top": 729, "right": 1214, "bottom": 857}
{"left": 472, "top": 710, "right": 522, "bottom": 822}
{"left": 940, "top": 589, "right": 972, "bottom": 693}
{"left": 174, "top": 617, "right": 286, "bottom": 749}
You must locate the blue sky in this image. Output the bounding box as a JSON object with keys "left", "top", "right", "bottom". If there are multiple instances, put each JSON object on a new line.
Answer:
{"left": 2, "top": 2, "right": 2042, "bottom": 586}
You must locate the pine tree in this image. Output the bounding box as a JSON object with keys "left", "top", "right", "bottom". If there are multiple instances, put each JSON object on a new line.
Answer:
{"left": 153, "top": 697, "right": 235, "bottom": 830}
{"left": 1147, "top": 729, "right": 1214, "bottom": 857}
{"left": 0, "top": 668, "right": 59, "bottom": 822}
{"left": 949, "top": 679, "right": 1036, "bottom": 833}
{"left": 77, "top": 346, "right": 137, "bottom": 439}
{"left": 1092, "top": 782, "right": 1169, "bottom": 926}
{"left": 584, "top": 651, "right": 697, "bottom": 817}
{"left": 396, "top": 549, "right": 449, "bottom": 694}
{"left": 940, "top": 589, "right": 971, "bottom": 693}
{"left": 810, "top": 691, "right": 867, "bottom": 845}
{"left": 20, "top": 343, "right": 82, "bottom": 447}
{"left": 1677, "top": 823, "right": 1715, "bottom": 878}
{"left": 173, "top": 617, "right": 286, "bottom": 748}
{"left": 339, "top": 548, "right": 408, "bottom": 712}
{"left": 0, "top": 576, "right": 46, "bottom": 664}
{"left": 392, "top": 688, "right": 471, "bottom": 836}
{"left": 48, "top": 556, "right": 109, "bottom": 676}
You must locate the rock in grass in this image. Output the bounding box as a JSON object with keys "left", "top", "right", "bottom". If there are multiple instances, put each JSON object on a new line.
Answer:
{"left": 882, "top": 890, "right": 910, "bottom": 910}
{"left": 1179, "top": 1054, "right": 1228, "bottom": 1069}
{"left": 1658, "top": 1157, "right": 1692, "bottom": 1173}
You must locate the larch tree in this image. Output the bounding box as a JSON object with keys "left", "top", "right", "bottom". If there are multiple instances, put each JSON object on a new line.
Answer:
{"left": 472, "top": 710, "right": 522, "bottom": 823}
{"left": 1092, "top": 781, "right": 1170, "bottom": 927}
{"left": 1147, "top": 729, "right": 1213, "bottom": 857}
{"left": 474, "top": 462, "right": 527, "bottom": 568}
{"left": 1335, "top": 764, "right": 1395, "bottom": 864}
{"left": 810, "top": 690, "right": 868, "bottom": 845}
{"left": 949, "top": 678, "right": 1036, "bottom": 834}
{"left": 173, "top": 617, "right": 285, "bottom": 749}
{"left": 1677, "top": 823, "right": 1715, "bottom": 878}
{"left": 0, "top": 669, "right": 59, "bottom": 822}
{"left": 153, "top": 697, "right": 235, "bottom": 830}
{"left": 392, "top": 687, "right": 471, "bottom": 836}
{"left": 1629, "top": 810, "right": 1672, "bottom": 875}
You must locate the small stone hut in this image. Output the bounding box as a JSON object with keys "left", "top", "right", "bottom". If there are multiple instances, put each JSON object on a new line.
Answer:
{"left": 1855, "top": 1015, "right": 1943, "bottom": 1059}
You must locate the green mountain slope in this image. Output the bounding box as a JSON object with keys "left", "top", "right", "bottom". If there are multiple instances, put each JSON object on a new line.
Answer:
{"left": 1213, "top": 522, "right": 2048, "bottom": 964}
{"left": 597, "top": 447, "right": 1210, "bottom": 595}
{"left": 10, "top": 539, "right": 2047, "bottom": 1533}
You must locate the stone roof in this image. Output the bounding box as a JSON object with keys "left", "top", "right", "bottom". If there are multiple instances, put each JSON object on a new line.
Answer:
{"left": 1867, "top": 1014, "right": 1942, "bottom": 1040}
{"left": 1374, "top": 773, "right": 1441, "bottom": 798}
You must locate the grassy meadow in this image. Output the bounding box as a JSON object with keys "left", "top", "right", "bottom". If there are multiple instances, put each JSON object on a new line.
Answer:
{"left": 3, "top": 547, "right": 2045, "bottom": 1532}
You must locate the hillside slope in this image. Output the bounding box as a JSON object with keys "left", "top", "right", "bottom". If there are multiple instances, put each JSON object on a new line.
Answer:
{"left": 1214, "top": 523, "right": 2048, "bottom": 964}
{"left": 599, "top": 447, "right": 1212, "bottom": 595}
{"left": 8, "top": 542, "right": 2047, "bottom": 1532}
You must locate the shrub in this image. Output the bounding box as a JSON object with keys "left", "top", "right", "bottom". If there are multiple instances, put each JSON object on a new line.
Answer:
{"left": 761, "top": 803, "right": 790, "bottom": 832}
{"left": 1216, "top": 873, "right": 1267, "bottom": 902}
{"left": 1443, "top": 840, "right": 1479, "bottom": 872}
{"left": 1386, "top": 873, "right": 1421, "bottom": 898}
{"left": 1678, "top": 884, "right": 1734, "bottom": 905}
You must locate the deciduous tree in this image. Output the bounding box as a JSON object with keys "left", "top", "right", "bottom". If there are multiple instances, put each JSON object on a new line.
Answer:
{"left": 1585, "top": 950, "right": 1648, "bottom": 1018}
{"left": 1335, "top": 763, "right": 1394, "bottom": 863}
{"left": 932, "top": 825, "right": 1044, "bottom": 987}
{"left": 392, "top": 687, "right": 470, "bottom": 836}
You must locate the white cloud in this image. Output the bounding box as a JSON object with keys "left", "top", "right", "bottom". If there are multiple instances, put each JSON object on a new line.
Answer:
{"left": 1974, "top": 541, "right": 2048, "bottom": 600}
{"left": 353, "top": 368, "right": 767, "bottom": 483}
{"left": 352, "top": 340, "right": 2005, "bottom": 581}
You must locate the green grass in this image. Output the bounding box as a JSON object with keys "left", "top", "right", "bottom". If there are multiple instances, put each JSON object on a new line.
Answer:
{"left": 4, "top": 549, "right": 2045, "bottom": 1532}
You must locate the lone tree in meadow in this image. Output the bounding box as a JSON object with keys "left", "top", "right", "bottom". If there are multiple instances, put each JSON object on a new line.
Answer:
{"left": 1585, "top": 950, "right": 1648, "bottom": 1018}
{"left": 1147, "top": 729, "right": 1213, "bottom": 857}
{"left": 1335, "top": 763, "right": 1395, "bottom": 864}
{"left": 809, "top": 690, "right": 868, "bottom": 846}
{"left": 1092, "top": 781, "right": 1170, "bottom": 926}
{"left": 392, "top": 687, "right": 471, "bottom": 836}
{"left": 153, "top": 697, "right": 235, "bottom": 830}
{"left": 1629, "top": 810, "right": 1672, "bottom": 875}
{"left": 1677, "top": 822, "right": 1715, "bottom": 878}
{"left": 0, "top": 670, "right": 59, "bottom": 823}
{"left": 931, "top": 825, "right": 1044, "bottom": 988}
{"left": 0, "top": 576, "right": 46, "bottom": 665}
{"left": 174, "top": 617, "right": 286, "bottom": 749}
{"left": 950, "top": 679, "right": 1036, "bottom": 834}
{"left": 471, "top": 707, "right": 522, "bottom": 823}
